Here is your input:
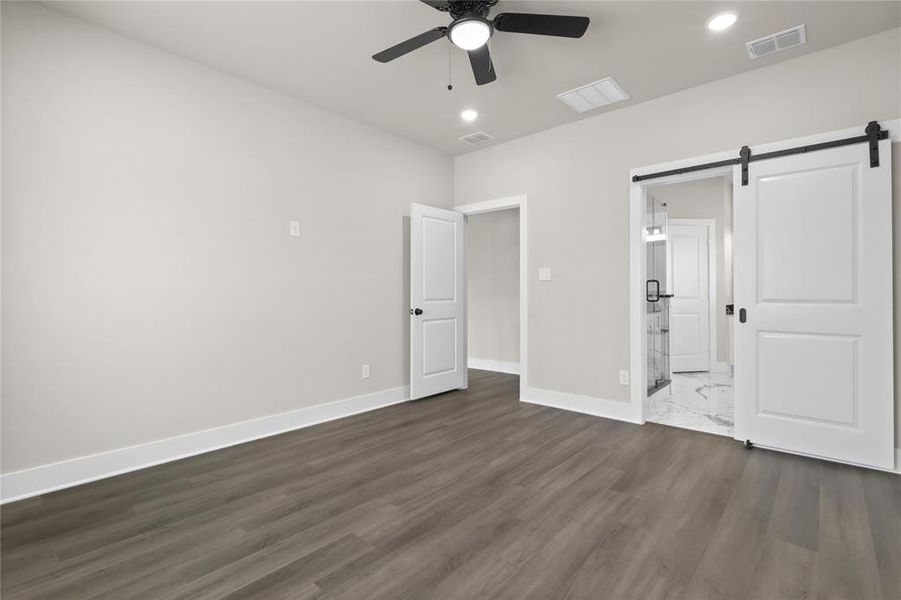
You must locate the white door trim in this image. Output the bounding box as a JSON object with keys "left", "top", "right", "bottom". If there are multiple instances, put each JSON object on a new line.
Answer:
{"left": 456, "top": 195, "right": 528, "bottom": 398}
{"left": 668, "top": 218, "right": 717, "bottom": 371}
{"left": 630, "top": 119, "right": 901, "bottom": 431}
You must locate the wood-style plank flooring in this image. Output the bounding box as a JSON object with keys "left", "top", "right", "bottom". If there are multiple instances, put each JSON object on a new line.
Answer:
{"left": 2, "top": 370, "right": 900, "bottom": 599}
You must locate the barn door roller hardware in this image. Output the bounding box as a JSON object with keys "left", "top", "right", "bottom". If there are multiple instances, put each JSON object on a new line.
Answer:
{"left": 632, "top": 121, "right": 890, "bottom": 186}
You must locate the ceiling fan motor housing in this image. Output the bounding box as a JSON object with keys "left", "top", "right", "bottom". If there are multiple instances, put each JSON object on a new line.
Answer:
{"left": 442, "top": 0, "right": 498, "bottom": 20}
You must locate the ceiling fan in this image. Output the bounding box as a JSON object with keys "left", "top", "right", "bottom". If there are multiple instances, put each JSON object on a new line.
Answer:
{"left": 372, "top": 0, "right": 590, "bottom": 86}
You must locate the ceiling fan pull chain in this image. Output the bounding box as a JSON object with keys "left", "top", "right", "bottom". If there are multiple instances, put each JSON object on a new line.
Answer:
{"left": 447, "top": 43, "right": 453, "bottom": 91}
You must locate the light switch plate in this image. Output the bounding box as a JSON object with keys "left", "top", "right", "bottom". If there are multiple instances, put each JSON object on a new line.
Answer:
{"left": 361, "top": 364, "right": 370, "bottom": 379}
{"left": 538, "top": 267, "right": 551, "bottom": 281}
{"left": 289, "top": 221, "right": 301, "bottom": 238}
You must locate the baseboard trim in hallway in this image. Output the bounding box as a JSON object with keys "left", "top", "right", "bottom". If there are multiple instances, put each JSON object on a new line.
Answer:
{"left": 0, "top": 386, "right": 410, "bottom": 503}
{"left": 521, "top": 385, "right": 642, "bottom": 424}
{"left": 467, "top": 358, "right": 520, "bottom": 375}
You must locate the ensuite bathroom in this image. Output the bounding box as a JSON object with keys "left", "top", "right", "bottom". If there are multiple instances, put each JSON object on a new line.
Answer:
{"left": 645, "top": 175, "right": 735, "bottom": 437}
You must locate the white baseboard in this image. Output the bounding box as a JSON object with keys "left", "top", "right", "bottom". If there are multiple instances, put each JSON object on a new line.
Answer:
{"left": 1, "top": 386, "right": 410, "bottom": 504}
{"left": 5, "top": 381, "right": 893, "bottom": 504}
{"left": 521, "top": 386, "right": 641, "bottom": 424}
{"left": 467, "top": 358, "right": 520, "bottom": 375}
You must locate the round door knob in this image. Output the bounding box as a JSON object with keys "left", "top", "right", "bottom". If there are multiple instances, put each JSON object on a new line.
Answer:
{"left": 411, "top": 308, "right": 423, "bottom": 316}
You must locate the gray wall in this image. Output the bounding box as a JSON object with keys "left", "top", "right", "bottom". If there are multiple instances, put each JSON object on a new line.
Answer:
{"left": 653, "top": 177, "right": 731, "bottom": 364}
{"left": 467, "top": 209, "right": 519, "bottom": 365}
{"left": 454, "top": 28, "right": 901, "bottom": 446}
{"left": 3, "top": 5, "right": 901, "bottom": 472}
{"left": 1, "top": 3, "right": 453, "bottom": 472}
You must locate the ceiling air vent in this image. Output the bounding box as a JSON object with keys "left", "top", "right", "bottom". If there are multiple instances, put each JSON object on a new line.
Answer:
{"left": 557, "top": 76, "right": 629, "bottom": 114}
{"left": 746, "top": 25, "right": 806, "bottom": 59}
{"left": 459, "top": 131, "right": 495, "bottom": 145}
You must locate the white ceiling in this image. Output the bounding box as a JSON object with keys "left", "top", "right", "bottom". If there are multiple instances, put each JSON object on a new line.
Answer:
{"left": 45, "top": 1, "right": 901, "bottom": 155}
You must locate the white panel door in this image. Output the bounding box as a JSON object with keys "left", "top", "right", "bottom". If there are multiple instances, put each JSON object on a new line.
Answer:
{"left": 734, "top": 139, "right": 894, "bottom": 469}
{"left": 410, "top": 203, "right": 466, "bottom": 400}
{"left": 668, "top": 224, "right": 710, "bottom": 372}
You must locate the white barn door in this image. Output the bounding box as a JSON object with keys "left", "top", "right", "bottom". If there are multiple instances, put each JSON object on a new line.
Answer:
{"left": 734, "top": 138, "right": 894, "bottom": 469}
{"left": 668, "top": 223, "right": 711, "bottom": 372}
{"left": 410, "top": 203, "right": 466, "bottom": 400}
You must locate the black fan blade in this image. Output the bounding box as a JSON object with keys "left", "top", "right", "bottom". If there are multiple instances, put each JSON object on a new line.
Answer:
{"left": 468, "top": 45, "right": 496, "bottom": 86}
{"left": 372, "top": 27, "right": 447, "bottom": 63}
{"left": 493, "top": 13, "right": 589, "bottom": 38}
{"left": 419, "top": 0, "right": 450, "bottom": 10}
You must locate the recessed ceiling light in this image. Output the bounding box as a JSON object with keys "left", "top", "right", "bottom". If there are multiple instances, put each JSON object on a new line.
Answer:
{"left": 706, "top": 11, "right": 738, "bottom": 32}
{"left": 449, "top": 17, "right": 492, "bottom": 50}
{"left": 460, "top": 109, "right": 478, "bottom": 122}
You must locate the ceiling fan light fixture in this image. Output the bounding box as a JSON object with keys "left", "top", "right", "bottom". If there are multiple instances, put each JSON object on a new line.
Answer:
{"left": 449, "top": 17, "right": 492, "bottom": 50}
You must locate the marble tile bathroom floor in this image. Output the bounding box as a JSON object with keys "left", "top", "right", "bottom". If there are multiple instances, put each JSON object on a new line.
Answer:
{"left": 647, "top": 370, "right": 734, "bottom": 437}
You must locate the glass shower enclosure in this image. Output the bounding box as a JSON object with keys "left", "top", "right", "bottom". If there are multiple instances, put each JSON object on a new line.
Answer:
{"left": 646, "top": 192, "right": 671, "bottom": 396}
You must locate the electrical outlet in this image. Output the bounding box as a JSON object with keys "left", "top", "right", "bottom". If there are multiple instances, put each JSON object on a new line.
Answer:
{"left": 619, "top": 370, "right": 629, "bottom": 385}
{"left": 361, "top": 364, "right": 370, "bottom": 379}
{"left": 289, "top": 221, "right": 301, "bottom": 238}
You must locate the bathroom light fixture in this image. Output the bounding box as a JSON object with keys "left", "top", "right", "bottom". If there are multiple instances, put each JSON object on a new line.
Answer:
{"left": 460, "top": 109, "right": 478, "bottom": 122}
{"left": 645, "top": 226, "right": 666, "bottom": 242}
{"left": 706, "top": 11, "right": 738, "bottom": 32}
{"left": 449, "top": 17, "right": 492, "bottom": 50}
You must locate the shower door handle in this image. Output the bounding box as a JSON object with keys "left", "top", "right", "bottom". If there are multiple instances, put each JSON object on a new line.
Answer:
{"left": 646, "top": 279, "right": 660, "bottom": 303}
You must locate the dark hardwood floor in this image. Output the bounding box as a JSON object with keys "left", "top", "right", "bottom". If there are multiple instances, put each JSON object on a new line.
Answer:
{"left": 2, "top": 369, "right": 899, "bottom": 599}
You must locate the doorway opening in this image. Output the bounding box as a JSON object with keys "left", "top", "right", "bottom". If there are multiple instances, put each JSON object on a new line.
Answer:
{"left": 465, "top": 208, "right": 520, "bottom": 377}
{"left": 456, "top": 195, "right": 528, "bottom": 399}
{"left": 643, "top": 174, "right": 734, "bottom": 437}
